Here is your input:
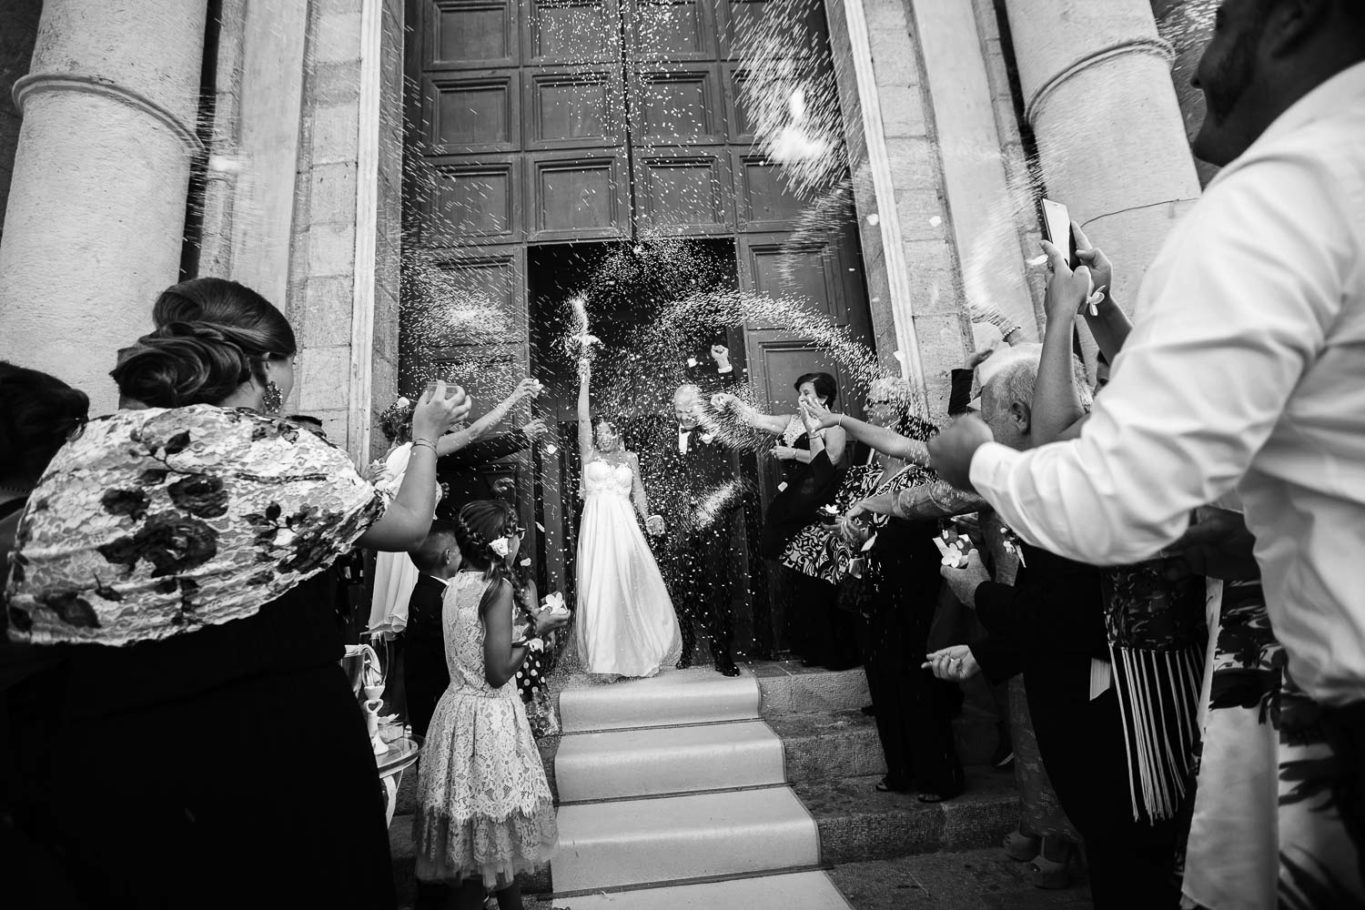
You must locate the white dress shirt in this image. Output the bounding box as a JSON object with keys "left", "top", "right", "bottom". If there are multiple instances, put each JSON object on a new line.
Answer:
{"left": 970, "top": 63, "right": 1365, "bottom": 706}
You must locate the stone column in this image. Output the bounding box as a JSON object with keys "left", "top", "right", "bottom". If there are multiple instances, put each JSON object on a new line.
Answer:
{"left": 1002, "top": 0, "right": 1202, "bottom": 307}
{"left": 0, "top": 0, "right": 207, "bottom": 412}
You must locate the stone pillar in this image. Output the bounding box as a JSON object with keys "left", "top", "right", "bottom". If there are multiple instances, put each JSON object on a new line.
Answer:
{"left": 1002, "top": 0, "right": 1201, "bottom": 307}
{"left": 0, "top": 0, "right": 207, "bottom": 412}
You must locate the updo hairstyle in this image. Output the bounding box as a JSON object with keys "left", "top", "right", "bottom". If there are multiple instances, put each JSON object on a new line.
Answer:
{"left": 0, "top": 362, "right": 91, "bottom": 483}
{"left": 111, "top": 278, "right": 296, "bottom": 409}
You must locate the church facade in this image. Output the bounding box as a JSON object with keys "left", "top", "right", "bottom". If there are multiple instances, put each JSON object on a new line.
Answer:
{"left": 0, "top": 0, "right": 1206, "bottom": 457}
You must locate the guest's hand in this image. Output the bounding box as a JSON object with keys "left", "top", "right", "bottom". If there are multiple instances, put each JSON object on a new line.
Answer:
{"left": 711, "top": 392, "right": 740, "bottom": 412}
{"left": 522, "top": 418, "right": 548, "bottom": 440}
{"left": 515, "top": 377, "right": 544, "bottom": 400}
{"left": 1159, "top": 507, "right": 1259, "bottom": 581}
{"left": 923, "top": 645, "right": 980, "bottom": 682}
{"left": 771, "top": 445, "right": 800, "bottom": 462}
{"left": 966, "top": 347, "right": 996, "bottom": 370}
{"left": 1041, "top": 238, "right": 1096, "bottom": 319}
{"left": 711, "top": 344, "right": 731, "bottom": 370}
{"left": 413, "top": 381, "right": 470, "bottom": 440}
{"left": 364, "top": 460, "right": 390, "bottom": 484}
{"left": 939, "top": 550, "right": 989, "bottom": 607}
{"left": 1072, "top": 221, "right": 1113, "bottom": 302}
{"left": 646, "top": 515, "right": 666, "bottom": 536}
{"left": 800, "top": 398, "right": 838, "bottom": 430}
{"left": 927, "top": 415, "right": 992, "bottom": 491}
{"left": 534, "top": 611, "right": 570, "bottom": 636}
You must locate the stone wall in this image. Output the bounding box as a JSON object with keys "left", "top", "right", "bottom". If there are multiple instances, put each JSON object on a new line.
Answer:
{"left": 0, "top": 0, "right": 42, "bottom": 249}
{"left": 825, "top": 0, "right": 973, "bottom": 418}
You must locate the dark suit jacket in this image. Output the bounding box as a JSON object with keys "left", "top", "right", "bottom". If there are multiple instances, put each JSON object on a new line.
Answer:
{"left": 403, "top": 574, "right": 450, "bottom": 737}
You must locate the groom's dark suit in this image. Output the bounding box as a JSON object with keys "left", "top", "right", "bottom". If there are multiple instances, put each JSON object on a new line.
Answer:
{"left": 640, "top": 371, "right": 743, "bottom": 674}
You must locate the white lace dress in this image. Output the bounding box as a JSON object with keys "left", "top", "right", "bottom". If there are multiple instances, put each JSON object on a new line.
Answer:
{"left": 412, "top": 572, "right": 557, "bottom": 887}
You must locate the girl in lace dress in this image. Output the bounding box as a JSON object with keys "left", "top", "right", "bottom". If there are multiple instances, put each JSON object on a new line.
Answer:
{"left": 413, "top": 499, "right": 565, "bottom": 909}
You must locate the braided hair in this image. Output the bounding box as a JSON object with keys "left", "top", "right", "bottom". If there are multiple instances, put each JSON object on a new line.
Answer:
{"left": 453, "top": 499, "right": 519, "bottom": 608}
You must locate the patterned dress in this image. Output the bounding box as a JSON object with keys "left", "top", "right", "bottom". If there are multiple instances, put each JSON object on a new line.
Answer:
{"left": 413, "top": 572, "right": 557, "bottom": 888}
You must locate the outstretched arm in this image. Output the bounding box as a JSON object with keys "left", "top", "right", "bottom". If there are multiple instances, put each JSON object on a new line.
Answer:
{"left": 576, "top": 358, "right": 594, "bottom": 463}
{"left": 711, "top": 392, "right": 790, "bottom": 435}
{"left": 436, "top": 377, "right": 541, "bottom": 456}
{"left": 801, "top": 400, "right": 925, "bottom": 464}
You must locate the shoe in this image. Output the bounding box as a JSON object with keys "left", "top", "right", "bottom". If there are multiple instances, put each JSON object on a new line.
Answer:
{"left": 1029, "top": 836, "right": 1073, "bottom": 889}
{"left": 1003, "top": 830, "right": 1040, "bottom": 862}
{"left": 715, "top": 661, "right": 741, "bottom": 677}
{"left": 875, "top": 776, "right": 913, "bottom": 793}
{"left": 1029, "top": 854, "right": 1071, "bottom": 889}
{"left": 993, "top": 749, "right": 1015, "bottom": 771}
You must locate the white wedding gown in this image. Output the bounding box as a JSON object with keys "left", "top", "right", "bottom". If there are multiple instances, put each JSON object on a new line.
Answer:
{"left": 575, "top": 458, "right": 682, "bottom": 677}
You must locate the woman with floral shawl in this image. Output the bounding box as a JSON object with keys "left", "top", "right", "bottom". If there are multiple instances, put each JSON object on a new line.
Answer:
{"left": 3, "top": 278, "right": 469, "bottom": 909}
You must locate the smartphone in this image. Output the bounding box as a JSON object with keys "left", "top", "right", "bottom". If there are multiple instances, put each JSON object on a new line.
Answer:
{"left": 1041, "top": 198, "right": 1078, "bottom": 269}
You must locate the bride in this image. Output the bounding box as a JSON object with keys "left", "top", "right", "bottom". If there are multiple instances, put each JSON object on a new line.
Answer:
{"left": 574, "top": 355, "right": 682, "bottom": 677}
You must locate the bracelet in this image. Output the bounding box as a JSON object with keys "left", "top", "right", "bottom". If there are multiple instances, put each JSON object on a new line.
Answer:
{"left": 411, "top": 439, "right": 437, "bottom": 454}
{"left": 836, "top": 414, "right": 843, "bottom": 427}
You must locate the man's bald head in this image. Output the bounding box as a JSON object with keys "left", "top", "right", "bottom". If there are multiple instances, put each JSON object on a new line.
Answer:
{"left": 674, "top": 384, "right": 702, "bottom": 428}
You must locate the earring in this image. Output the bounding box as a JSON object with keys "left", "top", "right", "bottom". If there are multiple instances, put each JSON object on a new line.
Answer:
{"left": 263, "top": 381, "right": 284, "bottom": 415}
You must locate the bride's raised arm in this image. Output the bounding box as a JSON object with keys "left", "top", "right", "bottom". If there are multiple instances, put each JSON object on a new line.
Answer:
{"left": 576, "top": 357, "right": 594, "bottom": 465}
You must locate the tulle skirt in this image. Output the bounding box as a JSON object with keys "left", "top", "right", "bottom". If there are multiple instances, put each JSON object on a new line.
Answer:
{"left": 574, "top": 492, "right": 682, "bottom": 677}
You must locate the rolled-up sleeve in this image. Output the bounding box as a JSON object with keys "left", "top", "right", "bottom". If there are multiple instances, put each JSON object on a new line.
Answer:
{"left": 969, "top": 156, "right": 1345, "bottom": 565}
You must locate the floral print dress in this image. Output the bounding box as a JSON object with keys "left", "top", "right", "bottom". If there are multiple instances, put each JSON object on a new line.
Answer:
{"left": 6, "top": 405, "right": 383, "bottom": 644}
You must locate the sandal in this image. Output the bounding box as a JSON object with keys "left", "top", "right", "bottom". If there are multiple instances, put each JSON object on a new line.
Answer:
{"left": 874, "top": 777, "right": 913, "bottom": 793}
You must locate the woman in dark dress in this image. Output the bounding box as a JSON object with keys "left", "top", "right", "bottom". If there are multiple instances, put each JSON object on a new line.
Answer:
{"left": 4, "top": 278, "right": 469, "bottom": 908}
{"left": 712, "top": 372, "right": 850, "bottom": 665}
{"left": 805, "top": 381, "right": 964, "bottom": 800}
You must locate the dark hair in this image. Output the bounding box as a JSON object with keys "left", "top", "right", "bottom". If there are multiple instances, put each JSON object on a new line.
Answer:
{"left": 409, "top": 520, "right": 458, "bottom": 574}
{"left": 287, "top": 414, "right": 323, "bottom": 428}
{"left": 794, "top": 372, "right": 838, "bottom": 406}
{"left": 152, "top": 278, "right": 296, "bottom": 352}
{"left": 453, "top": 499, "right": 518, "bottom": 577}
{"left": 379, "top": 398, "right": 414, "bottom": 444}
{"left": 111, "top": 279, "right": 295, "bottom": 409}
{"left": 0, "top": 362, "right": 90, "bottom": 482}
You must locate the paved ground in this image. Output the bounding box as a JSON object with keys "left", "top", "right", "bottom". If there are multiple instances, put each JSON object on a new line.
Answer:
{"left": 516, "top": 849, "right": 1093, "bottom": 910}
{"left": 829, "top": 849, "right": 1094, "bottom": 910}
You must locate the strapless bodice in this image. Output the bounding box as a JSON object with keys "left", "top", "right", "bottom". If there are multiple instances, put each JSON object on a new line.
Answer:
{"left": 583, "top": 458, "right": 633, "bottom": 497}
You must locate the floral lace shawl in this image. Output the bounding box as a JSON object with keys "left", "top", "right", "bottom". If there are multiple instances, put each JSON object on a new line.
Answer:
{"left": 5, "top": 405, "right": 386, "bottom": 646}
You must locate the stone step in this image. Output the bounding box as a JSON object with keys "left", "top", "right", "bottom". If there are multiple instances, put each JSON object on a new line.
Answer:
{"left": 793, "top": 768, "right": 1019, "bottom": 865}
{"left": 767, "top": 708, "right": 887, "bottom": 783}
{"left": 558, "top": 870, "right": 854, "bottom": 909}
{"left": 558, "top": 667, "right": 760, "bottom": 733}
{"left": 556, "top": 719, "right": 784, "bottom": 803}
{"left": 755, "top": 662, "right": 870, "bottom": 717}
{"left": 553, "top": 785, "right": 821, "bottom": 893}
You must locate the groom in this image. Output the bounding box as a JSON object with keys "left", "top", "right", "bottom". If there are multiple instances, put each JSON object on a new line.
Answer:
{"left": 644, "top": 345, "right": 743, "bottom": 676}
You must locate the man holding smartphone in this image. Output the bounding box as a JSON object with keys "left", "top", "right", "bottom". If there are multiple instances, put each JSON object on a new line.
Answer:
{"left": 931, "top": 1, "right": 1365, "bottom": 900}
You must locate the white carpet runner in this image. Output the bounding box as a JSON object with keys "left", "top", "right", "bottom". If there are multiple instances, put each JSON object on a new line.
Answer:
{"left": 552, "top": 668, "right": 852, "bottom": 908}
